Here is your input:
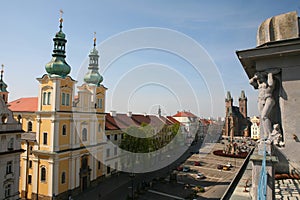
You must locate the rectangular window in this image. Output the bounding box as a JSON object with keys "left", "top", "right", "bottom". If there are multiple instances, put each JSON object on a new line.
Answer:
{"left": 43, "top": 132, "right": 48, "bottom": 145}
{"left": 43, "top": 92, "right": 47, "bottom": 105}
{"left": 62, "top": 93, "right": 65, "bottom": 105}
{"left": 5, "top": 184, "right": 11, "bottom": 198}
{"left": 114, "top": 134, "right": 118, "bottom": 141}
{"left": 98, "top": 161, "right": 101, "bottom": 170}
{"left": 66, "top": 94, "right": 70, "bottom": 106}
{"left": 29, "top": 160, "right": 32, "bottom": 168}
{"left": 106, "top": 149, "right": 110, "bottom": 158}
{"left": 107, "top": 135, "right": 110, "bottom": 140}
{"left": 6, "top": 161, "right": 12, "bottom": 174}
{"left": 28, "top": 175, "right": 32, "bottom": 184}
{"left": 107, "top": 165, "right": 111, "bottom": 174}
{"left": 99, "top": 98, "right": 103, "bottom": 109}
{"left": 47, "top": 92, "right": 51, "bottom": 105}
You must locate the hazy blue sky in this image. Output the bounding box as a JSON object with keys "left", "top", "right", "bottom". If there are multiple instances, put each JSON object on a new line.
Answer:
{"left": 1, "top": 0, "right": 299, "bottom": 118}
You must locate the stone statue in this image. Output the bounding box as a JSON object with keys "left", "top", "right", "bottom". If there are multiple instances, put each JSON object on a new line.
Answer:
{"left": 269, "top": 124, "right": 283, "bottom": 146}
{"left": 249, "top": 69, "right": 280, "bottom": 139}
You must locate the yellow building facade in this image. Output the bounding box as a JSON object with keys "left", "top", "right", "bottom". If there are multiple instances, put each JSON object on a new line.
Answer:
{"left": 10, "top": 16, "right": 107, "bottom": 200}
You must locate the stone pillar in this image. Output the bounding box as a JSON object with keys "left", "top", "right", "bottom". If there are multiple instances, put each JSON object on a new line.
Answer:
{"left": 250, "top": 147, "right": 278, "bottom": 200}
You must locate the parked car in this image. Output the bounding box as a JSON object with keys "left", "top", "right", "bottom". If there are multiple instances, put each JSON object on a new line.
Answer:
{"left": 196, "top": 172, "right": 205, "bottom": 179}
{"left": 177, "top": 166, "right": 183, "bottom": 171}
{"left": 183, "top": 166, "right": 190, "bottom": 172}
{"left": 223, "top": 165, "right": 230, "bottom": 171}
{"left": 194, "top": 161, "right": 201, "bottom": 166}
{"left": 226, "top": 163, "right": 232, "bottom": 168}
{"left": 217, "top": 164, "right": 223, "bottom": 170}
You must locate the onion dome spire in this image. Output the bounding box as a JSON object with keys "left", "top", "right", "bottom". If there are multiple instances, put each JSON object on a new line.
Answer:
{"left": 45, "top": 9, "right": 71, "bottom": 78}
{"left": 84, "top": 32, "right": 103, "bottom": 86}
{"left": 0, "top": 64, "right": 8, "bottom": 93}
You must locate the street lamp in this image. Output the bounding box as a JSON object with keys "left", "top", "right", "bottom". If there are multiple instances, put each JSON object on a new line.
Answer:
{"left": 129, "top": 173, "right": 135, "bottom": 200}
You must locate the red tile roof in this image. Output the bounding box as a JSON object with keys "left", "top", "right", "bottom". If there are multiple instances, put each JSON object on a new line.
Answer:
{"left": 8, "top": 97, "right": 38, "bottom": 112}
{"left": 105, "top": 113, "right": 180, "bottom": 131}
{"left": 173, "top": 111, "right": 198, "bottom": 118}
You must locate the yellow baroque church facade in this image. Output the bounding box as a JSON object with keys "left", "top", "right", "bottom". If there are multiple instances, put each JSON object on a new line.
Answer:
{"left": 9, "top": 16, "right": 107, "bottom": 200}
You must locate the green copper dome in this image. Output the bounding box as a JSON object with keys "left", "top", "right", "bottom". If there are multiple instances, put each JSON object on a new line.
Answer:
{"left": 83, "top": 37, "right": 103, "bottom": 86}
{"left": 45, "top": 18, "right": 71, "bottom": 77}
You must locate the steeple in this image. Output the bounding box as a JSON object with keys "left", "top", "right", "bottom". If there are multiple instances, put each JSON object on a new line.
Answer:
{"left": 239, "top": 90, "right": 247, "bottom": 118}
{"left": 45, "top": 10, "right": 71, "bottom": 78}
{"left": 225, "top": 91, "right": 232, "bottom": 102}
{"left": 158, "top": 106, "right": 162, "bottom": 117}
{"left": 84, "top": 32, "right": 103, "bottom": 86}
{"left": 0, "top": 64, "right": 9, "bottom": 103}
{"left": 239, "top": 90, "right": 247, "bottom": 101}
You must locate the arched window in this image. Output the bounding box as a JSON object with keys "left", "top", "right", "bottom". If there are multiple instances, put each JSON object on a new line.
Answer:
{"left": 62, "top": 125, "right": 67, "bottom": 136}
{"left": 61, "top": 172, "right": 66, "bottom": 184}
{"left": 43, "top": 92, "right": 47, "bottom": 105}
{"left": 82, "top": 128, "right": 87, "bottom": 142}
{"left": 66, "top": 94, "right": 70, "bottom": 106}
{"left": 62, "top": 93, "right": 65, "bottom": 105}
{"left": 27, "top": 121, "right": 32, "bottom": 132}
{"left": 47, "top": 92, "right": 51, "bottom": 105}
{"left": 41, "top": 167, "right": 46, "bottom": 182}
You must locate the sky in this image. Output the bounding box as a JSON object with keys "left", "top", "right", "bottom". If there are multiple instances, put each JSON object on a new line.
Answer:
{"left": 0, "top": 0, "right": 299, "bottom": 118}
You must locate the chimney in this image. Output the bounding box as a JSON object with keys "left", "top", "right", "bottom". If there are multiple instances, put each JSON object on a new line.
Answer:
{"left": 127, "top": 111, "right": 132, "bottom": 117}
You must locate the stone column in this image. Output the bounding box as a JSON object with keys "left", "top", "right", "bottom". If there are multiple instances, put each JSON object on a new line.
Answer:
{"left": 250, "top": 147, "right": 278, "bottom": 200}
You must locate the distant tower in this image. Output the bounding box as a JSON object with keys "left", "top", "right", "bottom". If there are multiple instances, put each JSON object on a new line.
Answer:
{"left": 225, "top": 91, "right": 233, "bottom": 116}
{"left": 239, "top": 90, "right": 247, "bottom": 118}
{"left": 158, "top": 106, "right": 162, "bottom": 117}
{"left": 0, "top": 64, "right": 9, "bottom": 103}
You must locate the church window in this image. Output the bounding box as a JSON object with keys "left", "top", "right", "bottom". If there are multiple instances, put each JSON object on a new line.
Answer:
{"left": 66, "top": 94, "right": 70, "bottom": 106}
{"left": 28, "top": 175, "right": 32, "bottom": 184}
{"left": 41, "top": 167, "right": 46, "bottom": 182}
{"left": 6, "top": 161, "right": 12, "bottom": 174}
{"left": 62, "top": 125, "right": 67, "bottom": 135}
{"left": 62, "top": 93, "right": 65, "bottom": 105}
{"left": 5, "top": 184, "right": 11, "bottom": 198}
{"left": 47, "top": 92, "right": 51, "bottom": 105}
{"left": 28, "top": 121, "right": 32, "bottom": 132}
{"left": 43, "top": 92, "right": 47, "bottom": 105}
{"left": 98, "top": 98, "right": 103, "bottom": 109}
{"left": 82, "top": 128, "right": 87, "bottom": 141}
{"left": 43, "top": 132, "right": 48, "bottom": 145}
{"left": 61, "top": 172, "right": 66, "bottom": 184}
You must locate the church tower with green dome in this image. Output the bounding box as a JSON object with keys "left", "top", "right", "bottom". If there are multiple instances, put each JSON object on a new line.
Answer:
{"left": 37, "top": 11, "right": 76, "bottom": 113}
{"left": 83, "top": 33, "right": 103, "bottom": 86}
{"left": 45, "top": 14, "right": 71, "bottom": 78}
{"left": 77, "top": 33, "right": 106, "bottom": 113}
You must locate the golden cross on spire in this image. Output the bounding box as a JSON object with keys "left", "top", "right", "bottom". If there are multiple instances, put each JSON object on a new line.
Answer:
{"left": 93, "top": 32, "right": 97, "bottom": 46}
{"left": 59, "top": 9, "right": 64, "bottom": 23}
{"left": 59, "top": 9, "right": 64, "bottom": 18}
